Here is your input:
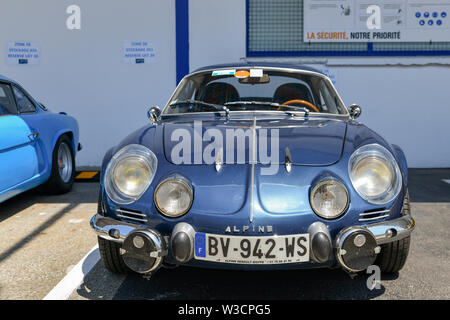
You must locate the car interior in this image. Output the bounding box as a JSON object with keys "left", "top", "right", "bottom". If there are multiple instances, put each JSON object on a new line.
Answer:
{"left": 0, "top": 85, "right": 17, "bottom": 116}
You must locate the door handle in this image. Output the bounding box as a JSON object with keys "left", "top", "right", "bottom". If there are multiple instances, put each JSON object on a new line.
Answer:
{"left": 28, "top": 132, "right": 39, "bottom": 140}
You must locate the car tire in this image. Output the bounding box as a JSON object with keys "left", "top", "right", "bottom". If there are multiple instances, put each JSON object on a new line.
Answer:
{"left": 98, "top": 236, "right": 131, "bottom": 274}
{"left": 375, "top": 190, "right": 411, "bottom": 273}
{"left": 44, "top": 135, "right": 75, "bottom": 194}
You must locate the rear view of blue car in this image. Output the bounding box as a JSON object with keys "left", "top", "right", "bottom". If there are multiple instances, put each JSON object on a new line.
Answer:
{"left": 0, "top": 74, "right": 80, "bottom": 203}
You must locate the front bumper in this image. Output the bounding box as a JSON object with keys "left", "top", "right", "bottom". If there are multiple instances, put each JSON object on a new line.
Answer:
{"left": 90, "top": 213, "right": 415, "bottom": 271}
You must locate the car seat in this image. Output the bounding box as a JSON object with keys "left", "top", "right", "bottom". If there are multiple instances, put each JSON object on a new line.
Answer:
{"left": 200, "top": 82, "right": 239, "bottom": 105}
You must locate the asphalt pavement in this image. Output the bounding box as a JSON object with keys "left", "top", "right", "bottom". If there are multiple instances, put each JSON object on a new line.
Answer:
{"left": 0, "top": 169, "right": 449, "bottom": 300}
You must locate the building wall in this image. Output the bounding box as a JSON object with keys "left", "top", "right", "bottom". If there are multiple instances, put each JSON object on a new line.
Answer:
{"left": 1, "top": 0, "right": 448, "bottom": 168}
{"left": 0, "top": 0, "right": 176, "bottom": 166}
{"left": 189, "top": 0, "right": 450, "bottom": 168}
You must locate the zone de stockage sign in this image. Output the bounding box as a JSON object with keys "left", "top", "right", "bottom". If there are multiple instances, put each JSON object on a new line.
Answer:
{"left": 303, "top": 0, "right": 450, "bottom": 42}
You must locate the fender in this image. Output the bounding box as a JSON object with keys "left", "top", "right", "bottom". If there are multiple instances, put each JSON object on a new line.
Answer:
{"left": 391, "top": 144, "right": 408, "bottom": 187}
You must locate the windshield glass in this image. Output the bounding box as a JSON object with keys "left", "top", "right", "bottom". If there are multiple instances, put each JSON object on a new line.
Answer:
{"left": 164, "top": 68, "right": 347, "bottom": 115}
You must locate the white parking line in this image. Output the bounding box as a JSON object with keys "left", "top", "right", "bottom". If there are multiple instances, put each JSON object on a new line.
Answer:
{"left": 442, "top": 179, "right": 450, "bottom": 185}
{"left": 43, "top": 245, "right": 100, "bottom": 300}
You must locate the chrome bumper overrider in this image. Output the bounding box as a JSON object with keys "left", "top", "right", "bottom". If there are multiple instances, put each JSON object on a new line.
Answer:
{"left": 90, "top": 213, "right": 415, "bottom": 246}
{"left": 365, "top": 213, "right": 415, "bottom": 244}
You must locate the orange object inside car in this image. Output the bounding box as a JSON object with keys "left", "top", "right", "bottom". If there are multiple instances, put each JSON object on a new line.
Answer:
{"left": 278, "top": 99, "right": 320, "bottom": 113}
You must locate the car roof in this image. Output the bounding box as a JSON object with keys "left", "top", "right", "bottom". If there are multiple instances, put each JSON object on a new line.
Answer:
{"left": 192, "top": 62, "right": 324, "bottom": 75}
{"left": 0, "top": 74, "right": 14, "bottom": 83}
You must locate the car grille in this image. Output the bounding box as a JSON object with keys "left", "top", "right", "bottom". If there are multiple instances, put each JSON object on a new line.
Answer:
{"left": 358, "top": 208, "right": 390, "bottom": 222}
{"left": 116, "top": 208, "right": 148, "bottom": 223}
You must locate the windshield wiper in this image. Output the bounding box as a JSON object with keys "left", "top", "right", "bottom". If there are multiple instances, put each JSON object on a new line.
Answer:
{"left": 224, "top": 101, "right": 309, "bottom": 117}
{"left": 170, "top": 100, "right": 230, "bottom": 119}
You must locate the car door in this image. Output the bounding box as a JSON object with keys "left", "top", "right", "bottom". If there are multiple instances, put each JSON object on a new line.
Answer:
{"left": 0, "top": 81, "right": 39, "bottom": 194}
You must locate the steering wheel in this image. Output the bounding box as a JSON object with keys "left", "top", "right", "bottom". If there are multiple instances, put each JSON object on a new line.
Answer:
{"left": 278, "top": 99, "right": 320, "bottom": 113}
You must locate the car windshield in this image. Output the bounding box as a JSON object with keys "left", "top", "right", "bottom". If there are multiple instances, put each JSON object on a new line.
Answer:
{"left": 164, "top": 68, "right": 347, "bottom": 115}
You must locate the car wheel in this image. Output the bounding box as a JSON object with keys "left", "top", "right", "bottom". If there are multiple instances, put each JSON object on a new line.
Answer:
{"left": 375, "top": 190, "right": 411, "bottom": 273}
{"left": 98, "top": 236, "right": 131, "bottom": 274}
{"left": 44, "top": 135, "right": 75, "bottom": 194}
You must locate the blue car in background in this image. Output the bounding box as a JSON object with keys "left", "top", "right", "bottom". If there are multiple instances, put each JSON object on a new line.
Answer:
{"left": 0, "top": 74, "right": 80, "bottom": 203}
{"left": 91, "top": 63, "right": 414, "bottom": 278}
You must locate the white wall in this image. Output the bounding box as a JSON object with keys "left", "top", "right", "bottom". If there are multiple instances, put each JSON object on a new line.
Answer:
{"left": 0, "top": 0, "right": 176, "bottom": 166}
{"left": 1, "top": 0, "right": 448, "bottom": 168}
{"left": 330, "top": 64, "right": 450, "bottom": 168}
{"left": 189, "top": 1, "right": 450, "bottom": 168}
{"left": 189, "top": 0, "right": 247, "bottom": 71}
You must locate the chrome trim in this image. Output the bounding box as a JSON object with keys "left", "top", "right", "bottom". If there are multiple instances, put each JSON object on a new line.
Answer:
{"left": 359, "top": 209, "right": 390, "bottom": 216}
{"left": 90, "top": 214, "right": 168, "bottom": 263}
{"left": 161, "top": 66, "right": 349, "bottom": 117}
{"left": 366, "top": 213, "right": 415, "bottom": 245}
{"left": 90, "top": 214, "right": 137, "bottom": 243}
{"left": 161, "top": 110, "right": 349, "bottom": 121}
{"left": 285, "top": 147, "right": 292, "bottom": 173}
{"left": 358, "top": 208, "right": 391, "bottom": 222}
{"left": 147, "top": 106, "right": 162, "bottom": 124}
{"left": 215, "top": 147, "right": 223, "bottom": 173}
{"left": 116, "top": 208, "right": 148, "bottom": 223}
{"left": 358, "top": 214, "right": 390, "bottom": 222}
{"left": 249, "top": 117, "right": 257, "bottom": 223}
{"left": 348, "top": 104, "right": 362, "bottom": 120}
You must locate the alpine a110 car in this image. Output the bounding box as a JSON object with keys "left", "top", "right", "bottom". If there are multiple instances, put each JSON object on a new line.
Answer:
{"left": 91, "top": 63, "right": 414, "bottom": 278}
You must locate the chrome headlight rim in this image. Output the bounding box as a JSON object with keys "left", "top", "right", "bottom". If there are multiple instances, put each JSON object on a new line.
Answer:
{"left": 348, "top": 143, "right": 402, "bottom": 205}
{"left": 154, "top": 178, "right": 193, "bottom": 218}
{"left": 310, "top": 179, "right": 349, "bottom": 220}
{"left": 104, "top": 144, "right": 157, "bottom": 205}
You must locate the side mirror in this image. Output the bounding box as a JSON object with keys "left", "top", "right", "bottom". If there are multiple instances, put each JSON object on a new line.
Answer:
{"left": 147, "top": 106, "right": 161, "bottom": 124}
{"left": 348, "top": 104, "right": 361, "bottom": 120}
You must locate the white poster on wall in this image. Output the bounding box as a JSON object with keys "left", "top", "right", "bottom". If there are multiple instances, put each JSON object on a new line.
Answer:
{"left": 123, "top": 41, "right": 156, "bottom": 64}
{"left": 303, "top": 0, "right": 450, "bottom": 42}
{"left": 6, "top": 42, "right": 41, "bottom": 65}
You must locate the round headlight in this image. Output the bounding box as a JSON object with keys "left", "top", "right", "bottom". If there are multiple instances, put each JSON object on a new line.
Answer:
{"left": 349, "top": 144, "right": 402, "bottom": 205}
{"left": 310, "top": 180, "right": 349, "bottom": 219}
{"left": 105, "top": 144, "right": 157, "bottom": 204}
{"left": 154, "top": 178, "right": 193, "bottom": 217}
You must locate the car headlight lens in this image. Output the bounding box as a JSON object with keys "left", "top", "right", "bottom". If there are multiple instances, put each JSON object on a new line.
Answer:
{"left": 105, "top": 144, "right": 157, "bottom": 204}
{"left": 154, "top": 178, "right": 193, "bottom": 217}
{"left": 349, "top": 144, "right": 402, "bottom": 205}
{"left": 310, "top": 180, "right": 349, "bottom": 219}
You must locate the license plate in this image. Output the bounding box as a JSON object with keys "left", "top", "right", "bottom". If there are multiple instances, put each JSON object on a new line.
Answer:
{"left": 194, "top": 233, "right": 309, "bottom": 264}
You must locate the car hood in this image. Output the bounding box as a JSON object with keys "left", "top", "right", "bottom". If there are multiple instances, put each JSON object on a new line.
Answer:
{"left": 163, "top": 116, "right": 347, "bottom": 166}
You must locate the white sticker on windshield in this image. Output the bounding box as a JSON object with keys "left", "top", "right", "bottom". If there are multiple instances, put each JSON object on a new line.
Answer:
{"left": 250, "top": 69, "right": 263, "bottom": 77}
{"left": 212, "top": 69, "right": 235, "bottom": 76}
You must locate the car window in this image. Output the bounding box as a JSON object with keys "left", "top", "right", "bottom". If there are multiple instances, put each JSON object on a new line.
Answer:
{"left": 0, "top": 83, "right": 18, "bottom": 116}
{"left": 13, "top": 86, "right": 36, "bottom": 113}
{"left": 318, "top": 80, "right": 341, "bottom": 114}
{"left": 165, "top": 69, "right": 347, "bottom": 115}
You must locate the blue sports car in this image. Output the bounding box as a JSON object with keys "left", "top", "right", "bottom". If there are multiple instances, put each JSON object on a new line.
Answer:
{"left": 0, "top": 74, "right": 80, "bottom": 202}
{"left": 91, "top": 63, "right": 414, "bottom": 277}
